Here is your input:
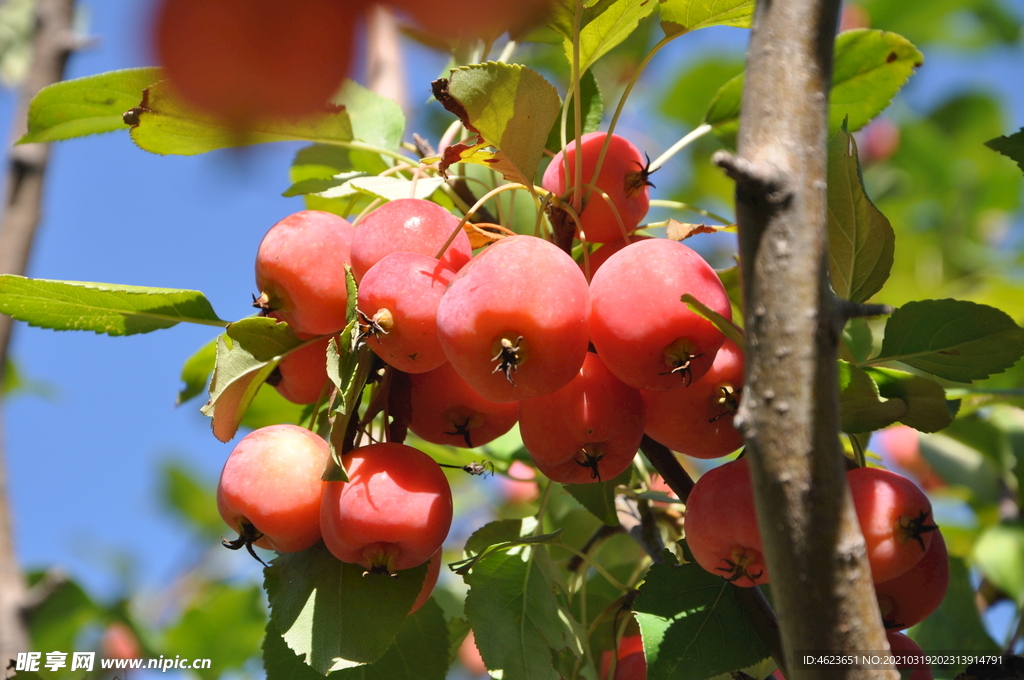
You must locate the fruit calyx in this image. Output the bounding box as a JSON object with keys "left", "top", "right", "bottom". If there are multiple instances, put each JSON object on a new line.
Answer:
{"left": 661, "top": 338, "right": 704, "bottom": 385}
{"left": 573, "top": 443, "right": 607, "bottom": 481}
{"left": 625, "top": 153, "right": 657, "bottom": 197}
{"left": 898, "top": 509, "right": 939, "bottom": 551}
{"left": 491, "top": 335, "right": 525, "bottom": 385}
{"left": 715, "top": 546, "right": 764, "bottom": 585}
{"left": 362, "top": 542, "right": 402, "bottom": 576}
{"left": 356, "top": 308, "right": 394, "bottom": 348}
{"left": 221, "top": 520, "right": 269, "bottom": 567}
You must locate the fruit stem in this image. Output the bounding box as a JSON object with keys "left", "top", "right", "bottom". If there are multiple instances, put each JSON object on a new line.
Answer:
{"left": 570, "top": 0, "right": 584, "bottom": 215}
{"left": 648, "top": 200, "right": 732, "bottom": 225}
{"left": 434, "top": 183, "right": 528, "bottom": 259}
{"left": 496, "top": 39, "right": 518, "bottom": 63}
{"left": 594, "top": 33, "right": 679, "bottom": 189}
{"left": 647, "top": 124, "right": 713, "bottom": 174}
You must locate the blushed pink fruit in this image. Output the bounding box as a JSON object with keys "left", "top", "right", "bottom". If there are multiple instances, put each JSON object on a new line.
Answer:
{"left": 255, "top": 210, "right": 355, "bottom": 336}
{"left": 217, "top": 424, "right": 331, "bottom": 553}
{"left": 685, "top": 457, "right": 769, "bottom": 587}
{"left": 589, "top": 238, "right": 731, "bottom": 390}
{"left": 520, "top": 352, "right": 644, "bottom": 484}
{"left": 436, "top": 235, "right": 591, "bottom": 402}
{"left": 641, "top": 340, "right": 744, "bottom": 459}
{"left": 321, "top": 443, "right": 453, "bottom": 573}
{"left": 350, "top": 198, "right": 473, "bottom": 282}
{"left": 407, "top": 362, "right": 519, "bottom": 448}
{"left": 269, "top": 337, "right": 331, "bottom": 404}
{"left": 357, "top": 252, "right": 456, "bottom": 373}
{"left": 543, "top": 132, "right": 651, "bottom": 244}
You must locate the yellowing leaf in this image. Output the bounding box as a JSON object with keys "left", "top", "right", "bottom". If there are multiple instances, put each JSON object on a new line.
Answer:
{"left": 659, "top": 0, "right": 754, "bottom": 37}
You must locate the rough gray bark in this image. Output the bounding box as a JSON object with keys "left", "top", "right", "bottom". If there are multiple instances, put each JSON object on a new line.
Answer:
{"left": 0, "top": 0, "right": 78, "bottom": 667}
{"left": 712, "top": 0, "right": 896, "bottom": 676}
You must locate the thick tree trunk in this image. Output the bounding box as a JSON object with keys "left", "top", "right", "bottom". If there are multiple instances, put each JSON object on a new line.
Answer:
{"left": 0, "top": 0, "right": 78, "bottom": 667}
{"left": 712, "top": 0, "right": 896, "bottom": 676}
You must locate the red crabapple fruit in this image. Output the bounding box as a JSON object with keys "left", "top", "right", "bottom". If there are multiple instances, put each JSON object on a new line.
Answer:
{"left": 875, "top": 529, "right": 949, "bottom": 630}
{"left": 217, "top": 424, "right": 331, "bottom": 555}
{"left": 641, "top": 340, "right": 744, "bottom": 459}
{"left": 684, "top": 457, "right": 769, "bottom": 587}
{"left": 357, "top": 252, "right": 456, "bottom": 373}
{"left": 543, "top": 132, "right": 652, "bottom": 244}
{"left": 268, "top": 336, "right": 331, "bottom": 404}
{"left": 600, "top": 635, "right": 647, "bottom": 680}
{"left": 411, "top": 550, "right": 443, "bottom": 613}
{"left": 519, "top": 352, "right": 644, "bottom": 484}
{"left": 255, "top": 210, "right": 355, "bottom": 336}
{"left": 153, "top": 0, "right": 357, "bottom": 124}
{"left": 350, "top": 198, "right": 473, "bottom": 282}
{"left": 848, "top": 466, "right": 937, "bottom": 583}
{"left": 321, "top": 443, "right": 453, "bottom": 573}
{"left": 581, "top": 235, "right": 651, "bottom": 280}
{"left": 589, "top": 238, "right": 732, "bottom": 391}
{"left": 436, "top": 235, "right": 591, "bottom": 402}
{"left": 407, "top": 362, "right": 519, "bottom": 448}
{"left": 886, "top": 632, "right": 934, "bottom": 680}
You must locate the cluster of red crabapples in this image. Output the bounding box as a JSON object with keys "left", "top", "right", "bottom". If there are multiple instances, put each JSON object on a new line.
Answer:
{"left": 217, "top": 131, "right": 746, "bottom": 580}
{"left": 685, "top": 456, "right": 949, "bottom": 636}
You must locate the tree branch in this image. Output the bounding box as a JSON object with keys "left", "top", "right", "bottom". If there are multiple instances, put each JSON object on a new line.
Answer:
{"left": 0, "top": 0, "right": 78, "bottom": 666}
{"left": 722, "top": 0, "right": 895, "bottom": 676}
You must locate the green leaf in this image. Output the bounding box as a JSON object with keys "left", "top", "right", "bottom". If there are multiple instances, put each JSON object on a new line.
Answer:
{"left": 864, "top": 367, "right": 953, "bottom": 433}
{"left": 705, "top": 30, "right": 922, "bottom": 147}
{"left": 434, "top": 62, "right": 561, "bottom": 187}
{"left": 334, "top": 80, "right": 404, "bottom": 152}
{"left": 909, "top": 557, "right": 998, "bottom": 674}
{"left": 985, "top": 127, "right": 1024, "bottom": 176}
{"left": 568, "top": 0, "right": 658, "bottom": 75}
{"left": 127, "top": 81, "right": 355, "bottom": 156}
{"left": 266, "top": 544, "right": 427, "bottom": 673}
{"left": 463, "top": 527, "right": 583, "bottom": 680}
{"left": 563, "top": 467, "right": 631, "bottom": 526}
{"left": 159, "top": 461, "right": 222, "bottom": 538}
{"left": 200, "top": 317, "right": 304, "bottom": 443}
{"left": 842, "top": 317, "right": 874, "bottom": 363}
{"left": 827, "top": 124, "right": 894, "bottom": 303}
{"left": 464, "top": 519, "right": 532, "bottom": 559}
{"left": 872, "top": 299, "right": 1024, "bottom": 383}
{"left": 163, "top": 583, "right": 267, "bottom": 680}
{"left": 634, "top": 561, "right": 770, "bottom": 680}
{"left": 546, "top": 70, "right": 603, "bottom": 154}
{"left": 27, "top": 575, "right": 101, "bottom": 659}
{"left": 325, "top": 316, "right": 374, "bottom": 480}
{"left": 838, "top": 360, "right": 905, "bottom": 433}
{"left": 680, "top": 293, "right": 744, "bottom": 349}
{"left": 177, "top": 336, "right": 218, "bottom": 405}
{"left": 658, "top": 0, "right": 754, "bottom": 37}
{"left": 263, "top": 599, "right": 449, "bottom": 680}
{"left": 0, "top": 275, "right": 226, "bottom": 336}
{"left": 829, "top": 29, "right": 923, "bottom": 132}
{"left": 18, "top": 67, "right": 161, "bottom": 144}
{"left": 317, "top": 175, "right": 446, "bottom": 202}
{"left": 973, "top": 522, "right": 1024, "bottom": 605}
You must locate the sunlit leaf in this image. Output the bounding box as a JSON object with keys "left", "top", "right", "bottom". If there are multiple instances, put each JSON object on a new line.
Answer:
{"left": 634, "top": 560, "right": 770, "bottom": 680}
{"left": 18, "top": 67, "right": 161, "bottom": 144}
{"left": 463, "top": 519, "right": 583, "bottom": 680}
{"left": 563, "top": 467, "right": 631, "bottom": 526}
{"left": 864, "top": 367, "right": 953, "bottom": 433}
{"left": 127, "top": 81, "right": 355, "bottom": 155}
{"left": 433, "top": 62, "right": 561, "bottom": 187}
{"left": 706, "top": 30, "right": 922, "bottom": 148}
{"left": 266, "top": 544, "right": 427, "bottom": 673}
{"left": 0, "top": 275, "right": 225, "bottom": 336}
{"left": 658, "top": 0, "right": 753, "bottom": 37}
{"left": 838, "top": 360, "right": 905, "bottom": 433}
{"left": 872, "top": 299, "right": 1024, "bottom": 383}
{"left": 200, "top": 317, "right": 304, "bottom": 443}
{"left": 827, "top": 124, "right": 894, "bottom": 303}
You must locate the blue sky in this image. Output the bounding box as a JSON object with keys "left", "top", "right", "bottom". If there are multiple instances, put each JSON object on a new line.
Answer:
{"left": 1, "top": 0, "right": 1024, "bottom": 648}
